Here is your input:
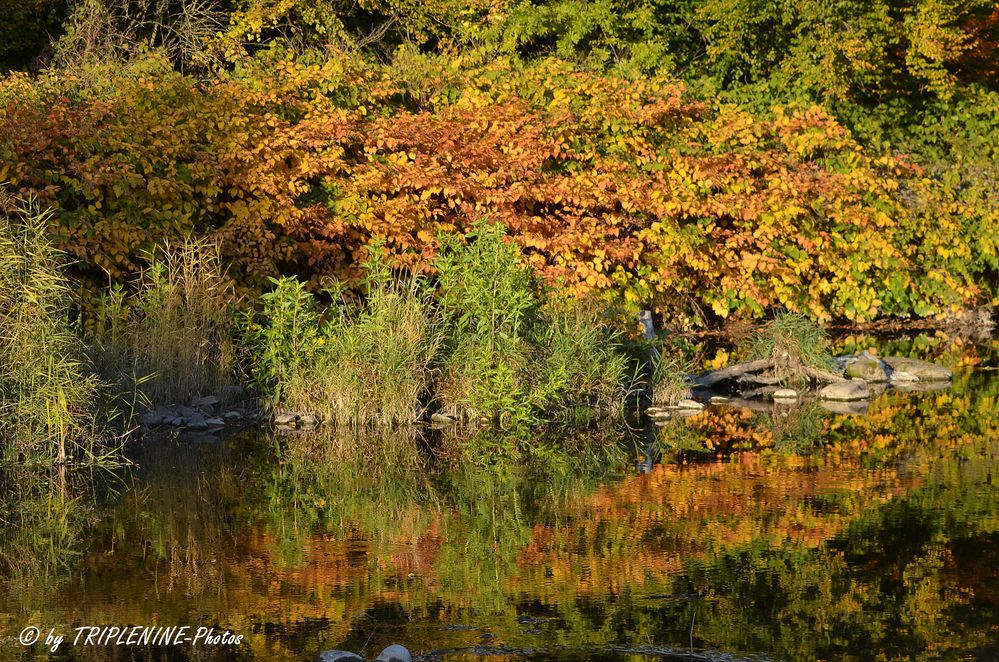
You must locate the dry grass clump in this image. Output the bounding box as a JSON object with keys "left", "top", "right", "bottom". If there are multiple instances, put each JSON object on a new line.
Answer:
{"left": 651, "top": 355, "right": 692, "bottom": 407}
{"left": 92, "top": 237, "right": 239, "bottom": 407}
{"left": 744, "top": 311, "right": 835, "bottom": 385}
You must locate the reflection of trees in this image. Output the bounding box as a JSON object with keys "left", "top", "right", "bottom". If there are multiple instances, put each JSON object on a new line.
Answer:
{"left": 0, "top": 360, "right": 996, "bottom": 659}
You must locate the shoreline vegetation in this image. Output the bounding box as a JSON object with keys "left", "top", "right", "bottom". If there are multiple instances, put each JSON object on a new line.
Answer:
{"left": 1, "top": 0, "right": 997, "bottom": 464}
{"left": 0, "top": 191, "right": 988, "bottom": 466}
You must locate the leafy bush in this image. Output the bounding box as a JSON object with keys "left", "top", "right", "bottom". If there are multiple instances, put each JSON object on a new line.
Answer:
{"left": 1, "top": 49, "right": 994, "bottom": 325}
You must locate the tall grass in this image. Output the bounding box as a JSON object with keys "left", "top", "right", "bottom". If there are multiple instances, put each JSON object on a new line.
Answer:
{"left": 284, "top": 277, "right": 441, "bottom": 426}
{"left": 250, "top": 258, "right": 441, "bottom": 427}
{"left": 249, "top": 222, "right": 630, "bottom": 434}
{"left": 92, "top": 237, "right": 239, "bottom": 406}
{"left": 0, "top": 195, "right": 105, "bottom": 464}
{"left": 435, "top": 222, "right": 629, "bottom": 426}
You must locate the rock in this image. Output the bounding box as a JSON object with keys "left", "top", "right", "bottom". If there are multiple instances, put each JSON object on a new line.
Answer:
{"left": 139, "top": 409, "right": 165, "bottom": 426}
{"left": 190, "top": 395, "right": 219, "bottom": 409}
{"left": 818, "top": 380, "right": 870, "bottom": 402}
{"left": 375, "top": 645, "right": 413, "bottom": 662}
{"left": 185, "top": 414, "right": 208, "bottom": 429}
{"left": 431, "top": 413, "right": 457, "bottom": 424}
{"left": 883, "top": 357, "right": 952, "bottom": 381}
{"left": 204, "top": 417, "right": 225, "bottom": 426}
{"left": 274, "top": 413, "right": 300, "bottom": 426}
{"left": 675, "top": 399, "right": 705, "bottom": 411}
{"left": 708, "top": 396, "right": 730, "bottom": 405}
{"left": 314, "top": 652, "right": 363, "bottom": 662}
{"left": 772, "top": 388, "right": 798, "bottom": 401}
{"left": 298, "top": 413, "right": 319, "bottom": 428}
{"left": 843, "top": 351, "right": 888, "bottom": 382}
{"left": 223, "top": 410, "right": 242, "bottom": 421}
{"left": 647, "top": 408, "right": 672, "bottom": 422}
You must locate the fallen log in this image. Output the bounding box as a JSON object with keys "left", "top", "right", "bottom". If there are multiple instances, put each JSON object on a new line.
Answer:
{"left": 803, "top": 366, "right": 847, "bottom": 383}
{"left": 693, "top": 358, "right": 774, "bottom": 388}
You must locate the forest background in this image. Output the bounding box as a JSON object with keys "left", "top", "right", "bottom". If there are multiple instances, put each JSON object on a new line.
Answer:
{"left": 1, "top": 0, "right": 997, "bottom": 325}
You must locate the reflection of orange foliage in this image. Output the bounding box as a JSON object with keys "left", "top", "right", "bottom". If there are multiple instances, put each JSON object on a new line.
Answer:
{"left": 509, "top": 450, "right": 915, "bottom": 601}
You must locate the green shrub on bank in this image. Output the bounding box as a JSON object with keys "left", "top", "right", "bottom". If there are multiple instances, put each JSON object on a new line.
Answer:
{"left": 247, "top": 258, "right": 440, "bottom": 427}
{"left": 0, "top": 195, "right": 106, "bottom": 464}
{"left": 286, "top": 275, "right": 440, "bottom": 427}
{"left": 435, "top": 223, "right": 629, "bottom": 426}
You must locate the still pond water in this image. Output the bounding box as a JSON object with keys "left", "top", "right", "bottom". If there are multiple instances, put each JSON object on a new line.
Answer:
{"left": 2, "top": 333, "right": 998, "bottom": 661}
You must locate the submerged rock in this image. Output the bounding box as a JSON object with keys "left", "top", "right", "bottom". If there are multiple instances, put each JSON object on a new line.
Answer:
{"left": 375, "top": 645, "right": 413, "bottom": 662}
{"left": 818, "top": 380, "right": 870, "bottom": 402}
{"left": 315, "top": 652, "right": 363, "bottom": 662}
{"left": 883, "top": 357, "right": 952, "bottom": 381}
{"left": 818, "top": 399, "right": 870, "bottom": 415}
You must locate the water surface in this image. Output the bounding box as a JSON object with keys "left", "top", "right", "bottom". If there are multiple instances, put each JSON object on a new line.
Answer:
{"left": 2, "top": 334, "right": 998, "bottom": 661}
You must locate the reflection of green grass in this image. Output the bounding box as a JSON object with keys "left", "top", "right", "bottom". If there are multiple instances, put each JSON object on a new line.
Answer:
{"left": 0, "top": 468, "right": 95, "bottom": 592}
{"left": 760, "top": 403, "right": 825, "bottom": 455}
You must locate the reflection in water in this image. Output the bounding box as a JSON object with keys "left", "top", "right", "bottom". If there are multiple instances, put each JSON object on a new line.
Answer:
{"left": 1, "top": 337, "right": 998, "bottom": 660}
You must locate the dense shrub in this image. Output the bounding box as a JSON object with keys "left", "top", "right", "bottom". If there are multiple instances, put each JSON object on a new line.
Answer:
{"left": 0, "top": 51, "right": 994, "bottom": 325}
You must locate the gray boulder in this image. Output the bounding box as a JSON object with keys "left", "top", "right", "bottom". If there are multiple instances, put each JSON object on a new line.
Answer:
{"left": 843, "top": 351, "right": 887, "bottom": 382}
{"left": 818, "top": 380, "right": 870, "bottom": 402}
{"left": 883, "top": 357, "right": 952, "bottom": 381}
{"left": 376, "top": 645, "right": 413, "bottom": 662}
{"left": 314, "top": 652, "right": 363, "bottom": 662}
